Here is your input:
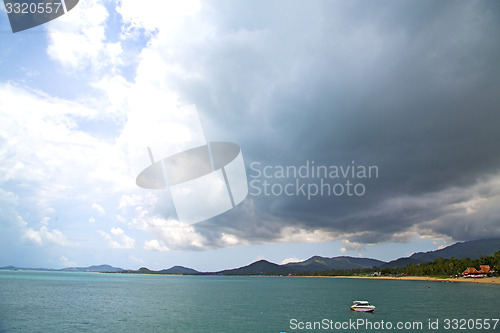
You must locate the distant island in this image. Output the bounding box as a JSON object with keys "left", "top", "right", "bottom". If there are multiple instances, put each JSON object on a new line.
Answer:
{"left": 2, "top": 239, "right": 499, "bottom": 280}
{"left": 0, "top": 264, "right": 124, "bottom": 273}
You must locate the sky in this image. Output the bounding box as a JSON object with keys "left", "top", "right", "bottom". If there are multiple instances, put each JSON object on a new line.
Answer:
{"left": 0, "top": 0, "right": 499, "bottom": 271}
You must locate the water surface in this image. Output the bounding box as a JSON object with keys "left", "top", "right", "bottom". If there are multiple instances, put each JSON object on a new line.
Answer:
{"left": 0, "top": 271, "right": 498, "bottom": 332}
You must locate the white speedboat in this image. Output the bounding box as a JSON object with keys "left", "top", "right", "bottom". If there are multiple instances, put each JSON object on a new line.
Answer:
{"left": 350, "top": 301, "right": 376, "bottom": 312}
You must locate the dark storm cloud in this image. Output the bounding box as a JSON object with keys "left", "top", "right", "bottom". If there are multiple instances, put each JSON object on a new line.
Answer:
{"left": 166, "top": 0, "right": 500, "bottom": 246}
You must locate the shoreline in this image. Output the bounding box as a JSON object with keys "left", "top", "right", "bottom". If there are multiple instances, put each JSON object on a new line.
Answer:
{"left": 317, "top": 275, "right": 500, "bottom": 285}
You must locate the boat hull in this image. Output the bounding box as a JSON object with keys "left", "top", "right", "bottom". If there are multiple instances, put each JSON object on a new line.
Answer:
{"left": 351, "top": 306, "right": 376, "bottom": 312}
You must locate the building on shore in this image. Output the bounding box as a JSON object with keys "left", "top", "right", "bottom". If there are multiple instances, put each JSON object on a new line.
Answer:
{"left": 462, "top": 265, "right": 494, "bottom": 278}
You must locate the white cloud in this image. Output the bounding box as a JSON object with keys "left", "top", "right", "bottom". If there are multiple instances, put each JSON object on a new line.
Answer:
{"left": 0, "top": 189, "right": 71, "bottom": 247}
{"left": 23, "top": 225, "right": 70, "bottom": 246}
{"left": 59, "top": 256, "right": 77, "bottom": 267}
{"left": 46, "top": 0, "right": 122, "bottom": 71}
{"left": 129, "top": 205, "right": 207, "bottom": 250}
{"left": 0, "top": 189, "right": 19, "bottom": 216}
{"left": 91, "top": 75, "right": 131, "bottom": 116}
{"left": 117, "top": 0, "right": 201, "bottom": 33}
{"left": 92, "top": 203, "right": 106, "bottom": 216}
{"left": 0, "top": 83, "right": 136, "bottom": 206}
{"left": 340, "top": 240, "right": 366, "bottom": 253}
{"left": 114, "top": 214, "right": 126, "bottom": 223}
{"left": 139, "top": 217, "right": 207, "bottom": 250}
{"left": 0, "top": 81, "right": 228, "bottom": 255}
{"left": 99, "top": 227, "right": 136, "bottom": 249}
{"left": 277, "top": 226, "right": 337, "bottom": 243}
{"left": 219, "top": 233, "right": 241, "bottom": 247}
{"left": 280, "top": 257, "right": 302, "bottom": 265}
{"left": 98, "top": 230, "right": 111, "bottom": 240}
{"left": 111, "top": 227, "right": 135, "bottom": 247}
{"left": 144, "top": 239, "right": 169, "bottom": 252}
{"left": 118, "top": 193, "right": 158, "bottom": 210}
{"left": 0, "top": 84, "right": 99, "bottom": 184}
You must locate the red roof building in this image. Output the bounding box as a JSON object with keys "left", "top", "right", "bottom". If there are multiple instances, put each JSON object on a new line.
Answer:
{"left": 479, "top": 265, "right": 491, "bottom": 274}
{"left": 462, "top": 265, "right": 494, "bottom": 276}
{"left": 463, "top": 267, "right": 479, "bottom": 275}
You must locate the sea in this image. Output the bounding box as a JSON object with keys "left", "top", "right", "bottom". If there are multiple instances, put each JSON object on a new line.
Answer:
{"left": 0, "top": 271, "right": 499, "bottom": 333}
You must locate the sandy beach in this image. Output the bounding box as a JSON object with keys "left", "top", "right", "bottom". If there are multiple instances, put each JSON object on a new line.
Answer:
{"left": 322, "top": 275, "right": 500, "bottom": 284}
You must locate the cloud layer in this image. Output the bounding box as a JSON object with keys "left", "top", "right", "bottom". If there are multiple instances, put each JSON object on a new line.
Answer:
{"left": 136, "top": 0, "right": 500, "bottom": 249}
{"left": 1, "top": 0, "right": 499, "bottom": 266}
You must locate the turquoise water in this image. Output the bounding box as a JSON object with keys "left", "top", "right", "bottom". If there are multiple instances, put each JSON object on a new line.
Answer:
{"left": 0, "top": 271, "right": 499, "bottom": 332}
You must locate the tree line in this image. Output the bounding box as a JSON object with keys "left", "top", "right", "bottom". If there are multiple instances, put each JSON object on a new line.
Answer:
{"left": 295, "top": 251, "right": 500, "bottom": 277}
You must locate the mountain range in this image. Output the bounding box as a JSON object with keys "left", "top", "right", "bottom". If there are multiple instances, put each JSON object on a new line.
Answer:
{"left": 209, "top": 238, "right": 500, "bottom": 275}
{"left": 2, "top": 238, "right": 499, "bottom": 275}
{"left": 381, "top": 238, "right": 500, "bottom": 268}
{"left": 0, "top": 264, "right": 124, "bottom": 273}
{"left": 61, "top": 264, "right": 124, "bottom": 272}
